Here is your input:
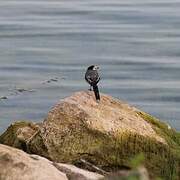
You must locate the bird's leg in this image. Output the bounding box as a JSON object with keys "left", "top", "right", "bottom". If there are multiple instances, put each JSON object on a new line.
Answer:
{"left": 89, "top": 85, "right": 92, "bottom": 91}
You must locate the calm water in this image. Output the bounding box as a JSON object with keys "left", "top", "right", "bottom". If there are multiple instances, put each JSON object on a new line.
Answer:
{"left": 0, "top": 0, "right": 180, "bottom": 133}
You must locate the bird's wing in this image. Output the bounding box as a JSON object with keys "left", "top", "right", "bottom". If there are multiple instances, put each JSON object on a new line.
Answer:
{"left": 85, "top": 70, "right": 100, "bottom": 84}
{"left": 85, "top": 75, "right": 93, "bottom": 83}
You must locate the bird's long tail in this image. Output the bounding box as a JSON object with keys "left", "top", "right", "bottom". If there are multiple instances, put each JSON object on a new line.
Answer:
{"left": 93, "top": 85, "right": 100, "bottom": 101}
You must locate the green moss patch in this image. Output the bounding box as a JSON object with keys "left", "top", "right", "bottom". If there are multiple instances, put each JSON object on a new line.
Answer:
{"left": 137, "top": 111, "right": 180, "bottom": 146}
{"left": 137, "top": 111, "right": 180, "bottom": 179}
{"left": 137, "top": 111, "right": 180, "bottom": 153}
{"left": 0, "top": 121, "right": 39, "bottom": 151}
{"left": 71, "top": 127, "right": 177, "bottom": 179}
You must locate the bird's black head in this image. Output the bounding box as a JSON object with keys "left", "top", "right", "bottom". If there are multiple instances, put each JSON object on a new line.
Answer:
{"left": 87, "top": 65, "right": 99, "bottom": 70}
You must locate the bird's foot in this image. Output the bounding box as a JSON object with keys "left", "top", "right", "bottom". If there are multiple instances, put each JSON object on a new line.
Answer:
{"left": 96, "top": 99, "right": 100, "bottom": 103}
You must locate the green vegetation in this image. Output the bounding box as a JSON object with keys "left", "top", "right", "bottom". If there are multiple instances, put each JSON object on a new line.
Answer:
{"left": 137, "top": 111, "right": 180, "bottom": 179}
{"left": 56, "top": 124, "right": 177, "bottom": 179}
{"left": 137, "top": 111, "right": 180, "bottom": 159}
{"left": 137, "top": 111, "right": 180, "bottom": 148}
{"left": 0, "top": 121, "right": 38, "bottom": 151}
{"left": 129, "top": 153, "right": 145, "bottom": 169}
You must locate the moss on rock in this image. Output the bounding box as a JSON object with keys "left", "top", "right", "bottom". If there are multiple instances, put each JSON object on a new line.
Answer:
{"left": 71, "top": 128, "right": 175, "bottom": 179}
{"left": 27, "top": 130, "right": 50, "bottom": 159}
{"left": 137, "top": 111, "right": 180, "bottom": 147}
{"left": 0, "top": 121, "right": 39, "bottom": 151}
{"left": 137, "top": 111, "right": 180, "bottom": 179}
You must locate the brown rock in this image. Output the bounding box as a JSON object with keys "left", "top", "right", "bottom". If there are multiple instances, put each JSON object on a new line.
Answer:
{"left": 46, "top": 91, "right": 164, "bottom": 142}
{"left": 0, "top": 144, "right": 68, "bottom": 180}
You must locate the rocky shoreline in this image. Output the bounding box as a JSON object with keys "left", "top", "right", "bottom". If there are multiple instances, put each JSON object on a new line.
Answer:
{"left": 0, "top": 91, "right": 180, "bottom": 180}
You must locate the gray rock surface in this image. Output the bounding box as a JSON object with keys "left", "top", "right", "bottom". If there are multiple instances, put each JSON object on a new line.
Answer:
{"left": 54, "top": 163, "right": 104, "bottom": 180}
{"left": 0, "top": 144, "right": 105, "bottom": 180}
{"left": 0, "top": 144, "right": 68, "bottom": 180}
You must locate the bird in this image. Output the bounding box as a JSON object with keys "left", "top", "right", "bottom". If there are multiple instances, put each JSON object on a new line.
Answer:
{"left": 85, "top": 65, "right": 100, "bottom": 101}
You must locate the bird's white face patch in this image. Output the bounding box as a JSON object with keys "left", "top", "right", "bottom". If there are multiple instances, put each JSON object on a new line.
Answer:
{"left": 93, "top": 65, "right": 99, "bottom": 70}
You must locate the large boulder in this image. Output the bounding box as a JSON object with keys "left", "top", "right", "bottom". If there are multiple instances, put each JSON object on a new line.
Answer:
{"left": 0, "top": 91, "right": 179, "bottom": 179}
{"left": 27, "top": 91, "right": 179, "bottom": 179}
{"left": 0, "top": 144, "right": 68, "bottom": 180}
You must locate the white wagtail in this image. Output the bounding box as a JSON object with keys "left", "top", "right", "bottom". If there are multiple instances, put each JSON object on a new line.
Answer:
{"left": 85, "top": 65, "right": 100, "bottom": 101}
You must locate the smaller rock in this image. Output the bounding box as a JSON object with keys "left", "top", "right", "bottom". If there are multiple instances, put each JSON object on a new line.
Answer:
{"left": 0, "top": 144, "right": 68, "bottom": 180}
{"left": 54, "top": 163, "right": 104, "bottom": 180}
